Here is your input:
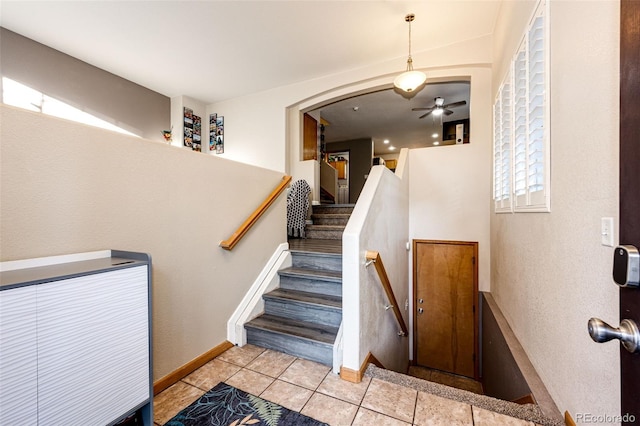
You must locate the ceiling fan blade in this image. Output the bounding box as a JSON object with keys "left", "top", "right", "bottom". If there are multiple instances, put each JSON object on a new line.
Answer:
{"left": 444, "top": 109, "right": 454, "bottom": 116}
{"left": 412, "top": 107, "right": 434, "bottom": 111}
{"left": 419, "top": 111, "right": 433, "bottom": 119}
{"left": 443, "top": 100, "right": 467, "bottom": 109}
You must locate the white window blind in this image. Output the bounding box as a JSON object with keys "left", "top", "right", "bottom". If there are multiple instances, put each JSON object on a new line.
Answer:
{"left": 513, "top": 49, "right": 527, "bottom": 199}
{"left": 493, "top": 0, "right": 549, "bottom": 213}
{"left": 493, "top": 69, "right": 512, "bottom": 212}
{"left": 524, "top": 12, "right": 547, "bottom": 209}
{"left": 493, "top": 98, "right": 502, "bottom": 200}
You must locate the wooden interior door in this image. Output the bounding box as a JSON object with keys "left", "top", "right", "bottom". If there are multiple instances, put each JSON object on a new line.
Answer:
{"left": 413, "top": 240, "right": 478, "bottom": 379}
{"left": 619, "top": 0, "right": 640, "bottom": 421}
{"left": 303, "top": 113, "right": 318, "bottom": 161}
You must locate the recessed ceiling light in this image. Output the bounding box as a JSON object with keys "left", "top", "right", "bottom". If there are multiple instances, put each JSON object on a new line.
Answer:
{"left": 433, "top": 141, "right": 440, "bottom": 145}
{"left": 432, "top": 133, "right": 439, "bottom": 138}
{"left": 353, "top": 106, "right": 359, "bottom": 111}
{"left": 389, "top": 146, "right": 396, "bottom": 151}
{"left": 383, "top": 139, "right": 390, "bottom": 144}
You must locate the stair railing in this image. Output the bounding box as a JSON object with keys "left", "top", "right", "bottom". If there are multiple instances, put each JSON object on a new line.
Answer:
{"left": 219, "top": 175, "right": 292, "bottom": 250}
{"left": 365, "top": 250, "right": 409, "bottom": 337}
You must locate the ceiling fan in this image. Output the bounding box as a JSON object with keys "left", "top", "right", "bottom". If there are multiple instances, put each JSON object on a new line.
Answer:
{"left": 412, "top": 97, "right": 467, "bottom": 119}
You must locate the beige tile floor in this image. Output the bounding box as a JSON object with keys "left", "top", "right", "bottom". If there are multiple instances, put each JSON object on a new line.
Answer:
{"left": 153, "top": 344, "right": 538, "bottom": 426}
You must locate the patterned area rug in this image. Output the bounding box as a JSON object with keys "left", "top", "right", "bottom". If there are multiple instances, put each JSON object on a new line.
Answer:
{"left": 164, "top": 382, "right": 328, "bottom": 426}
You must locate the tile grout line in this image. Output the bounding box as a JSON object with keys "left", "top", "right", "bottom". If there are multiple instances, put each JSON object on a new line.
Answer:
{"left": 411, "top": 387, "right": 419, "bottom": 425}
{"left": 348, "top": 376, "right": 375, "bottom": 426}
{"left": 471, "top": 403, "right": 476, "bottom": 426}
{"left": 287, "top": 358, "right": 332, "bottom": 416}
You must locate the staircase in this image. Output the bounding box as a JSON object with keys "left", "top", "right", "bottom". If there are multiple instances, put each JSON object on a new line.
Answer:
{"left": 244, "top": 204, "right": 354, "bottom": 366}
{"left": 306, "top": 204, "right": 354, "bottom": 240}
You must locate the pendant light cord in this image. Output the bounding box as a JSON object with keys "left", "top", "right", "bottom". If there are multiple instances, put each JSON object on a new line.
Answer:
{"left": 406, "top": 13, "right": 415, "bottom": 71}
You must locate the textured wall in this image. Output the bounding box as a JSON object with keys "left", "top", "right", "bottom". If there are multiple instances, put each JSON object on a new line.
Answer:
{"left": 490, "top": 1, "right": 620, "bottom": 418}
{"left": 343, "top": 151, "right": 410, "bottom": 373}
{"left": 0, "top": 106, "right": 287, "bottom": 379}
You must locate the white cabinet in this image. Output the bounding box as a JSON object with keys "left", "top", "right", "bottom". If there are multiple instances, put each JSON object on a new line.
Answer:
{"left": 0, "top": 286, "right": 38, "bottom": 425}
{"left": 0, "top": 251, "right": 152, "bottom": 426}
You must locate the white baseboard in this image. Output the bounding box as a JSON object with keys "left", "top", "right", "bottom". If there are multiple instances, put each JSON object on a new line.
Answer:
{"left": 227, "top": 243, "right": 291, "bottom": 345}
{"left": 333, "top": 322, "right": 344, "bottom": 375}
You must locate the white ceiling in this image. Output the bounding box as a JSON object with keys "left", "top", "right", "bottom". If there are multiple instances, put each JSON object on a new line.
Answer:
{"left": 0, "top": 0, "right": 501, "bottom": 153}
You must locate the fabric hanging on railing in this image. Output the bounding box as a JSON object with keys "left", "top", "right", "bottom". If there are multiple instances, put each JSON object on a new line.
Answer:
{"left": 287, "top": 179, "right": 311, "bottom": 238}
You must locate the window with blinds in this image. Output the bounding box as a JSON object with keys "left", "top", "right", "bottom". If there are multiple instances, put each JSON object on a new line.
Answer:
{"left": 493, "top": 0, "right": 549, "bottom": 213}
{"left": 493, "top": 70, "right": 512, "bottom": 212}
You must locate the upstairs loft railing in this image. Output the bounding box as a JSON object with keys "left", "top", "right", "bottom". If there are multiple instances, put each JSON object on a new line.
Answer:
{"left": 365, "top": 250, "right": 409, "bottom": 337}
{"left": 219, "top": 175, "right": 292, "bottom": 251}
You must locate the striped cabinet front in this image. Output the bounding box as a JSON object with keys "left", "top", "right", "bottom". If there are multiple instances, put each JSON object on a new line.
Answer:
{"left": 36, "top": 265, "right": 150, "bottom": 425}
{"left": 0, "top": 285, "right": 38, "bottom": 425}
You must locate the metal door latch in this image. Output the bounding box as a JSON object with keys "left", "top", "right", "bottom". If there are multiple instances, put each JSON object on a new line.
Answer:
{"left": 588, "top": 317, "right": 640, "bottom": 353}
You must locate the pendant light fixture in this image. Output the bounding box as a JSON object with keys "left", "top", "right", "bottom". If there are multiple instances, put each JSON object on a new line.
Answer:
{"left": 393, "top": 13, "right": 427, "bottom": 93}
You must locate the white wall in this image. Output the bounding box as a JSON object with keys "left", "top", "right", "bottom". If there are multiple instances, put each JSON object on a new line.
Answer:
{"left": 342, "top": 153, "right": 410, "bottom": 373}
{"left": 409, "top": 67, "right": 492, "bottom": 294}
{"left": 490, "top": 0, "right": 620, "bottom": 419}
{"left": 0, "top": 105, "right": 288, "bottom": 380}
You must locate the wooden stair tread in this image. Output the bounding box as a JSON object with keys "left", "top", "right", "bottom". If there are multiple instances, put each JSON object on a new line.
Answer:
{"left": 245, "top": 314, "right": 338, "bottom": 345}
{"left": 278, "top": 266, "right": 342, "bottom": 281}
{"left": 265, "top": 288, "right": 342, "bottom": 309}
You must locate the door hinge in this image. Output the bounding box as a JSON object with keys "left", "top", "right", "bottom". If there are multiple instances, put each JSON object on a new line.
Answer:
{"left": 473, "top": 353, "right": 476, "bottom": 362}
{"left": 472, "top": 256, "right": 476, "bottom": 265}
{"left": 473, "top": 305, "right": 476, "bottom": 313}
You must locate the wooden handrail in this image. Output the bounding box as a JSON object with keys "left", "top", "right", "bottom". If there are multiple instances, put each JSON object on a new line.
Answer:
{"left": 365, "top": 250, "right": 409, "bottom": 337}
{"left": 219, "top": 175, "right": 292, "bottom": 250}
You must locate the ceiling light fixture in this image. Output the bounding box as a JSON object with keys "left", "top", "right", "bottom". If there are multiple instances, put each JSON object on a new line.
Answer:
{"left": 431, "top": 97, "right": 445, "bottom": 116}
{"left": 383, "top": 139, "right": 390, "bottom": 144}
{"left": 389, "top": 146, "right": 396, "bottom": 151}
{"left": 432, "top": 133, "right": 439, "bottom": 138}
{"left": 393, "top": 13, "right": 427, "bottom": 93}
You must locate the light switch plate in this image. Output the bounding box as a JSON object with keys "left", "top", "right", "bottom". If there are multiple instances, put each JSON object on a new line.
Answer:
{"left": 601, "top": 217, "right": 614, "bottom": 247}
